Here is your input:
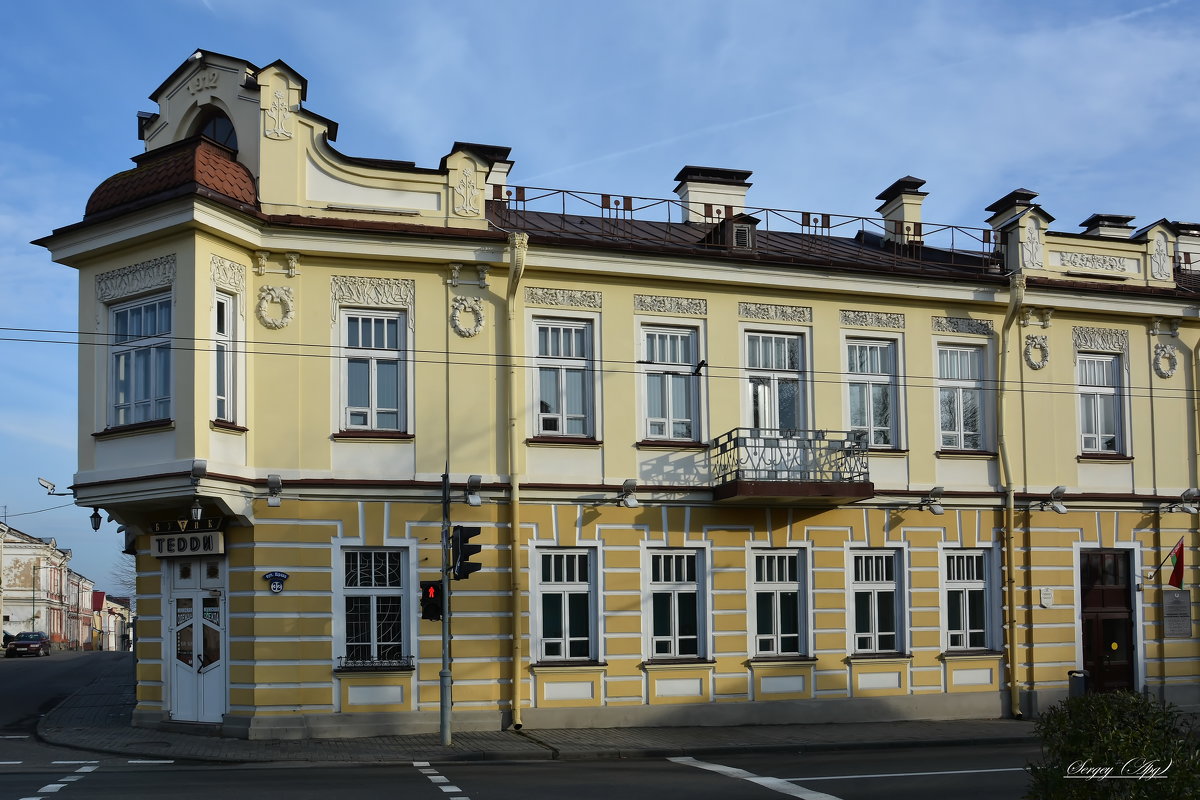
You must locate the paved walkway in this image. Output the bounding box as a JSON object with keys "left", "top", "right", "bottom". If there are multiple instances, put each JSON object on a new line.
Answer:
{"left": 38, "top": 653, "right": 1038, "bottom": 764}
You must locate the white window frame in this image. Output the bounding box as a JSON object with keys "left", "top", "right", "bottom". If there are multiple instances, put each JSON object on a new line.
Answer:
{"left": 845, "top": 338, "right": 899, "bottom": 448}
{"left": 937, "top": 344, "right": 985, "bottom": 451}
{"left": 534, "top": 318, "right": 595, "bottom": 437}
{"left": 110, "top": 293, "right": 173, "bottom": 427}
{"left": 341, "top": 309, "right": 408, "bottom": 432}
{"left": 1077, "top": 353, "right": 1122, "bottom": 453}
{"left": 943, "top": 549, "right": 989, "bottom": 650}
{"left": 642, "top": 326, "right": 702, "bottom": 441}
{"left": 341, "top": 549, "right": 409, "bottom": 666}
{"left": 751, "top": 549, "right": 808, "bottom": 657}
{"left": 850, "top": 550, "right": 902, "bottom": 654}
{"left": 535, "top": 548, "right": 597, "bottom": 661}
{"left": 745, "top": 330, "right": 806, "bottom": 432}
{"left": 214, "top": 292, "right": 235, "bottom": 423}
{"left": 648, "top": 549, "right": 706, "bottom": 659}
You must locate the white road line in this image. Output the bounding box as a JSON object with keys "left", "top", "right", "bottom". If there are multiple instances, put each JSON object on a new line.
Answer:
{"left": 669, "top": 757, "right": 844, "bottom": 800}
{"left": 58, "top": 777, "right": 82, "bottom": 782}
{"left": 75, "top": 766, "right": 99, "bottom": 773}
{"left": 52, "top": 761, "right": 98, "bottom": 764}
{"left": 128, "top": 760, "right": 174, "bottom": 764}
{"left": 438, "top": 787, "right": 461, "bottom": 794}
{"left": 0, "top": 761, "right": 22, "bottom": 764}
{"left": 1, "top": 735, "right": 30, "bottom": 739}
{"left": 785, "top": 767, "right": 1026, "bottom": 782}
{"left": 413, "top": 761, "right": 430, "bottom": 766}
{"left": 430, "top": 776, "right": 449, "bottom": 784}
{"left": 419, "top": 768, "right": 438, "bottom": 774}
{"left": 38, "top": 784, "right": 67, "bottom": 793}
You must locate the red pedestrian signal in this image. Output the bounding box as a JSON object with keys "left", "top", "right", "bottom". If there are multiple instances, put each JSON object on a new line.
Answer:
{"left": 419, "top": 580, "right": 443, "bottom": 621}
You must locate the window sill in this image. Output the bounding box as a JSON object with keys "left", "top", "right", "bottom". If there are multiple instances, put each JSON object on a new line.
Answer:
{"left": 532, "top": 660, "right": 608, "bottom": 672}
{"left": 749, "top": 655, "right": 817, "bottom": 664}
{"left": 846, "top": 652, "right": 912, "bottom": 662}
{"left": 938, "top": 649, "right": 1003, "bottom": 661}
{"left": 526, "top": 436, "right": 603, "bottom": 448}
{"left": 1077, "top": 453, "right": 1132, "bottom": 462}
{"left": 641, "top": 658, "right": 715, "bottom": 669}
{"left": 93, "top": 419, "right": 174, "bottom": 439}
{"left": 635, "top": 439, "right": 709, "bottom": 450}
{"left": 865, "top": 448, "right": 907, "bottom": 457}
{"left": 935, "top": 449, "right": 996, "bottom": 460}
{"left": 210, "top": 420, "right": 248, "bottom": 434}
{"left": 332, "top": 430, "right": 414, "bottom": 442}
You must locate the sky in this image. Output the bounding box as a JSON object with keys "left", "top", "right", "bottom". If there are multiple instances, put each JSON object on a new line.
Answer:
{"left": 1, "top": 0, "right": 1198, "bottom": 590}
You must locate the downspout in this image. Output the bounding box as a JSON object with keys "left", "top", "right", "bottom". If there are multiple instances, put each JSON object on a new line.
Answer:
{"left": 998, "top": 270, "right": 1026, "bottom": 718}
{"left": 505, "top": 232, "right": 528, "bottom": 729}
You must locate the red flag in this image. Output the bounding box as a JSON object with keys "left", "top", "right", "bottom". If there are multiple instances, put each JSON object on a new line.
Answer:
{"left": 1167, "top": 537, "right": 1185, "bottom": 589}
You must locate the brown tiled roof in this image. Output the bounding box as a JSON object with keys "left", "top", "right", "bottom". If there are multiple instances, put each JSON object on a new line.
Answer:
{"left": 85, "top": 136, "right": 257, "bottom": 219}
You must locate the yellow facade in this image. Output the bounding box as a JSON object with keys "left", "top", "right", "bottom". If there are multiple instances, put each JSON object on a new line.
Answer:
{"left": 37, "top": 51, "right": 1199, "bottom": 739}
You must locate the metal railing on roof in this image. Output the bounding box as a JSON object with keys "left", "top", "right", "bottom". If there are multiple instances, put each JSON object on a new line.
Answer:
{"left": 489, "top": 185, "right": 1005, "bottom": 275}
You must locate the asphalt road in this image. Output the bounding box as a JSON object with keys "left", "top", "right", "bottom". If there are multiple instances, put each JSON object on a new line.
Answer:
{"left": 0, "top": 651, "right": 1038, "bottom": 799}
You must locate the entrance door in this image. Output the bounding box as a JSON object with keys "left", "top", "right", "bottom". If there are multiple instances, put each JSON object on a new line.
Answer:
{"left": 1079, "top": 550, "right": 1134, "bottom": 692}
{"left": 168, "top": 557, "right": 227, "bottom": 722}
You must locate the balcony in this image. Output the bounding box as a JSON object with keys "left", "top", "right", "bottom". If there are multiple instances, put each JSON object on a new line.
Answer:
{"left": 709, "top": 428, "right": 874, "bottom": 503}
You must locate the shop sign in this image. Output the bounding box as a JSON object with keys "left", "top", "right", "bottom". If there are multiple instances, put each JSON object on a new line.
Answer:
{"left": 150, "top": 517, "right": 225, "bottom": 557}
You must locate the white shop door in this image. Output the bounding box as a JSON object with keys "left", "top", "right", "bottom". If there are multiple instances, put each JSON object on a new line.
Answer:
{"left": 168, "top": 557, "right": 227, "bottom": 723}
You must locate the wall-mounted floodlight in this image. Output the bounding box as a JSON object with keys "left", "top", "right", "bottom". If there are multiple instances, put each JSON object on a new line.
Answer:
{"left": 37, "top": 477, "right": 72, "bottom": 496}
{"left": 1161, "top": 487, "right": 1199, "bottom": 514}
{"left": 90, "top": 508, "right": 103, "bottom": 531}
{"left": 918, "top": 486, "right": 945, "bottom": 516}
{"left": 618, "top": 479, "right": 639, "bottom": 509}
{"left": 1038, "top": 485, "right": 1068, "bottom": 515}
{"left": 266, "top": 474, "right": 283, "bottom": 508}
{"left": 465, "top": 475, "right": 482, "bottom": 507}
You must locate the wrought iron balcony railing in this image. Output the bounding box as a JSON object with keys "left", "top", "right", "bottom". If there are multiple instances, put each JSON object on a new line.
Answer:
{"left": 335, "top": 655, "right": 414, "bottom": 672}
{"left": 709, "top": 428, "right": 871, "bottom": 499}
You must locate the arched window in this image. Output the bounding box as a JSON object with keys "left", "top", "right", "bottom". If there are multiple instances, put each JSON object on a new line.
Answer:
{"left": 192, "top": 109, "right": 238, "bottom": 151}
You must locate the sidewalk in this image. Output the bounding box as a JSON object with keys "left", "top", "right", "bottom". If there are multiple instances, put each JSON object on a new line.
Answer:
{"left": 38, "top": 653, "right": 1037, "bottom": 764}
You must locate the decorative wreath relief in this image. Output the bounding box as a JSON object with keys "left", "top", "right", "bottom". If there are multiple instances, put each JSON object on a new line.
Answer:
{"left": 1024, "top": 334, "right": 1049, "bottom": 370}
{"left": 256, "top": 285, "right": 295, "bottom": 330}
{"left": 1153, "top": 343, "right": 1179, "bottom": 379}
{"left": 450, "top": 296, "right": 485, "bottom": 338}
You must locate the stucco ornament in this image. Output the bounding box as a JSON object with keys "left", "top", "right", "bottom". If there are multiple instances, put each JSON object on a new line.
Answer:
{"left": 450, "top": 296, "right": 485, "bottom": 337}
{"left": 739, "top": 302, "right": 811, "bottom": 323}
{"left": 96, "top": 255, "right": 176, "bottom": 303}
{"left": 634, "top": 294, "right": 707, "bottom": 315}
{"left": 1023, "top": 334, "right": 1049, "bottom": 370}
{"left": 1021, "top": 218, "right": 1044, "bottom": 270}
{"left": 1153, "top": 343, "right": 1179, "bottom": 379}
{"left": 525, "top": 287, "right": 603, "bottom": 309}
{"left": 264, "top": 90, "right": 292, "bottom": 140}
{"left": 840, "top": 310, "right": 905, "bottom": 329}
{"left": 256, "top": 285, "right": 295, "bottom": 330}
{"left": 453, "top": 161, "right": 481, "bottom": 216}
{"left": 1150, "top": 233, "right": 1172, "bottom": 281}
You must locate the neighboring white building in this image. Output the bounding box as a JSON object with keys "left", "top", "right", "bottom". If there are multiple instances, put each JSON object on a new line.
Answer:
{"left": 0, "top": 522, "right": 95, "bottom": 648}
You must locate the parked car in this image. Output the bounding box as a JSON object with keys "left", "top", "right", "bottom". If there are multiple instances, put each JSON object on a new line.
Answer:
{"left": 6, "top": 631, "right": 50, "bottom": 658}
{"left": 1, "top": 631, "right": 12, "bottom": 646}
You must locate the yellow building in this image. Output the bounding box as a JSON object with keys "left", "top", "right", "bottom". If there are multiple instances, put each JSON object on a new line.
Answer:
{"left": 36, "top": 51, "right": 1198, "bottom": 739}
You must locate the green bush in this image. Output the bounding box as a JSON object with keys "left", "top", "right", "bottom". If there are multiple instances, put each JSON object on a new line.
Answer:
{"left": 1026, "top": 691, "right": 1199, "bottom": 799}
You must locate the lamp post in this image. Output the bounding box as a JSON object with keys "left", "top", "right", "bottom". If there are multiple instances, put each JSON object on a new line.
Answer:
{"left": 0, "top": 521, "right": 9, "bottom": 636}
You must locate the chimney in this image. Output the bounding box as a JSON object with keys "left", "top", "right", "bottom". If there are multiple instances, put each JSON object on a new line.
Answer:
{"left": 1079, "top": 214, "right": 1135, "bottom": 239}
{"left": 985, "top": 188, "right": 1040, "bottom": 230}
{"left": 875, "top": 176, "right": 927, "bottom": 244}
{"left": 673, "top": 166, "right": 752, "bottom": 223}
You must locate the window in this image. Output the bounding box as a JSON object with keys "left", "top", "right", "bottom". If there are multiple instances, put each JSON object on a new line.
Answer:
{"left": 194, "top": 109, "right": 238, "bottom": 151}
{"left": 945, "top": 551, "right": 988, "bottom": 650}
{"left": 538, "top": 550, "right": 595, "bottom": 660}
{"left": 214, "top": 293, "right": 234, "bottom": 422}
{"left": 644, "top": 327, "right": 700, "bottom": 440}
{"left": 343, "top": 550, "right": 408, "bottom": 666}
{"left": 938, "top": 345, "right": 983, "bottom": 450}
{"left": 536, "top": 320, "right": 593, "bottom": 436}
{"left": 1078, "top": 354, "right": 1121, "bottom": 453}
{"left": 747, "top": 332, "right": 804, "bottom": 431}
{"left": 847, "top": 340, "right": 897, "bottom": 447}
{"left": 111, "top": 294, "right": 172, "bottom": 426}
{"left": 753, "top": 550, "right": 806, "bottom": 656}
{"left": 343, "top": 311, "right": 405, "bottom": 431}
{"left": 851, "top": 551, "right": 899, "bottom": 653}
{"left": 650, "top": 550, "right": 702, "bottom": 658}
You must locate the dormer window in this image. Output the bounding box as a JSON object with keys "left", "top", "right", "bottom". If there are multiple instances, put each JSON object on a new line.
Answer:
{"left": 193, "top": 109, "right": 237, "bottom": 152}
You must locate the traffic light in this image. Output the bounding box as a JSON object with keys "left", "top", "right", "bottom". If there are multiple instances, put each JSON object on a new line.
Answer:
{"left": 451, "top": 525, "right": 483, "bottom": 580}
{"left": 419, "top": 580, "right": 443, "bottom": 621}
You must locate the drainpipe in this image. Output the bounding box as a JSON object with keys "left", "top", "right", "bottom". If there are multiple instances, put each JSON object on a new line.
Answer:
{"left": 997, "top": 271, "right": 1026, "bottom": 718}
{"left": 505, "top": 232, "right": 528, "bottom": 729}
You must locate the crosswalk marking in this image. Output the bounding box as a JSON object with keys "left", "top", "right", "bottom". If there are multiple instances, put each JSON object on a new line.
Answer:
{"left": 38, "top": 784, "right": 67, "bottom": 793}
{"left": 75, "top": 766, "right": 99, "bottom": 773}
{"left": 128, "top": 759, "right": 174, "bottom": 764}
{"left": 669, "top": 757, "right": 844, "bottom": 800}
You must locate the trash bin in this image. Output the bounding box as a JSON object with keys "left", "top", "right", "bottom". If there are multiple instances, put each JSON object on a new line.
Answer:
{"left": 1068, "top": 669, "right": 1089, "bottom": 698}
